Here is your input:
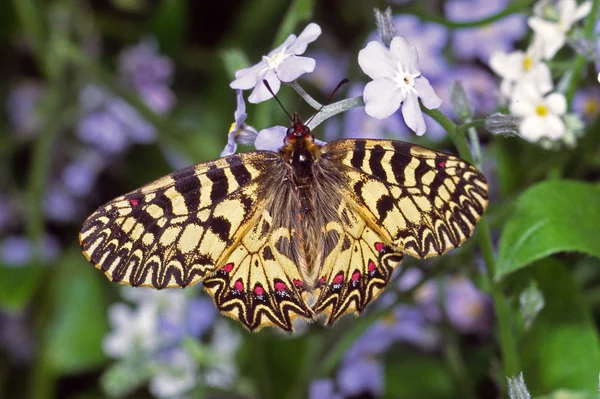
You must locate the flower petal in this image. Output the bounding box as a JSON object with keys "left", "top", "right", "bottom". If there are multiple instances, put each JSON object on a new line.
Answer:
{"left": 489, "top": 51, "right": 525, "bottom": 80}
{"left": 363, "top": 78, "right": 403, "bottom": 119}
{"left": 286, "top": 23, "right": 322, "bottom": 55}
{"left": 573, "top": 1, "right": 592, "bottom": 22}
{"left": 254, "top": 125, "right": 286, "bottom": 151}
{"left": 389, "top": 36, "right": 419, "bottom": 74}
{"left": 402, "top": 93, "right": 426, "bottom": 135}
{"left": 248, "top": 69, "right": 280, "bottom": 104}
{"left": 234, "top": 89, "right": 247, "bottom": 125}
{"left": 528, "top": 18, "right": 564, "bottom": 59}
{"left": 230, "top": 62, "right": 268, "bottom": 90}
{"left": 358, "top": 41, "right": 397, "bottom": 80}
{"left": 276, "top": 55, "right": 315, "bottom": 82}
{"left": 545, "top": 92, "right": 567, "bottom": 115}
{"left": 220, "top": 130, "right": 237, "bottom": 157}
{"left": 414, "top": 76, "right": 442, "bottom": 109}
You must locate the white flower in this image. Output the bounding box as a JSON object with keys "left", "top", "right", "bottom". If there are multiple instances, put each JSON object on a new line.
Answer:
{"left": 149, "top": 348, "right": 198, "bottom": 398}
{"left": 230, "top": 23, "right": 321, "bottom": 103}
{"left": 489, "top": 36, "right": 552, "bottom": 101}
{"left": 220, "top": 89, "right": 258, "bottom": 157}
{"left": 510, "top": 78, "right": 567, "bottom": 143}
{"left": 528, "top": 0, "right": 592, "bottom": 59}
{"left": 358, "top": 37, "right": 442, "bottom": 136}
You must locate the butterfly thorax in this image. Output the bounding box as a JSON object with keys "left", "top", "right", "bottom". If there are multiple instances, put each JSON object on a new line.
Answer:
{"left": 280, "top": 114, "right": 323, "bottom": 285}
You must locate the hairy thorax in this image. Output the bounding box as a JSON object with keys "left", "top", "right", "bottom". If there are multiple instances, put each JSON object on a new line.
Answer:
{"left": 281, "top": 130, "right": 324, "bottom": 286}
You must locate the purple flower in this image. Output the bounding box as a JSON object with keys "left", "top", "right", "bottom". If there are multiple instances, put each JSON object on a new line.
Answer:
{"left": 309, "top": 379, "right": 342, "bottom": 399}
{"left": 0, "top": 235, "right": 60, "bottom": 267}
{"left": 230, "top": 23, "right": 321, "bottom": 103}
{"left": 61, "top": 151, "right": 106, "bottom": 197}
{"left": 5, "top": 80, "right": 44, "bottom": 138}
{"left": 445, "top": 0, "right": 527, "bottom": 61}
{"left": 337, "top": 357, "right": 384, "bottom": 398}
{"left": 444, "top": 277, "right": 493, "bottom": 335}
{"left": 118, "top": 39, "right": 174, "bottom": 91}
{"left": 572, "top": 87, "right": 600, "bottom": 122}
{"left": 221, "top": 90, "right": 258, "bottom": 157}
{"left": 76, "top": 110, "right": 131, "bottom": 154}
{"left": 358, "top": 36, "right": 442, "bottom": 135}
{"left": 186, "top": 297, "right": 218, "bottom": 338}
{"left": 44, "top": 185, "right": 79, "bottom": 222}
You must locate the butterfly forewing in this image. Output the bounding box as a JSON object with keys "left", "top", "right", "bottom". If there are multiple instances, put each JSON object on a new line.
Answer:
{"left": 79, "top": 152, "right": 277, "bottom": 289}
{"left": 321, "top": 139, "right": 488, "bottom": 259}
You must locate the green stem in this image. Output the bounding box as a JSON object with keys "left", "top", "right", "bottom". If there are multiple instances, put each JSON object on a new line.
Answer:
{"left": 458, "top": 119, "right": 486, "bottom": 132}
{"left": 424, "top": 106, "right": 520, "bottom": 377}
{"left": 405, "top": 0, "right": 535, "bottom": 29}
{"left": 565, "top": 0, "right": 600, "bottom": 104}
{"left": 11, "top": 0, "right": 47, "bottom": 75}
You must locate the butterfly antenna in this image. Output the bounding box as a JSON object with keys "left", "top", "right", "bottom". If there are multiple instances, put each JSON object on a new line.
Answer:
{"left": 306, "top": 78, "right": 349, "bottom": 125}
{"left": 263, "top": 79, "right": 293, "bottom": 121}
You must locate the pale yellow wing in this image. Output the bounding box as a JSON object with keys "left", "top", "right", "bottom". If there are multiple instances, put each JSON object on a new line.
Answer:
{"left": 321, "top": 139, "right": 489, "bottom": 259}
{"left": 79, "top": 152, "right": 279, "bottom": 289}
{"left": 312, "top": 198, "right": 403, "bottom": 325}
{"left": 203, "top": 207, "right": 314, "bottom": 332}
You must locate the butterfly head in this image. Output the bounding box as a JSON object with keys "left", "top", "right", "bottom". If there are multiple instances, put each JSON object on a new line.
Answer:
{"left": 285, "top": 112, "right": 311, "bottom": 139}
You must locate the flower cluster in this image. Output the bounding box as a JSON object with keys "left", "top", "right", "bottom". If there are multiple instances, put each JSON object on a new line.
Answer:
{"left": 489, "top": 0, "right": 591, "bottom": 146}
{"left": 226, "top": 19, "right": 444, "bottom": 147}
{"left": 102, "top": 286, "right": 241, "bottom": 398}
{"left": 309, "top": 270, "right": 492, "bottom": 398}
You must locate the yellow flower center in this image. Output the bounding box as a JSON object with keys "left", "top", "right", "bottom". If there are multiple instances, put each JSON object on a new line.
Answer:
{"left": 523, "top": 56, "right": 533, "bottom": 72}
{"left": 585, "top": 98, "right": 599, "bottom": 118}
{"left": 535, "top": 105, "right": 549, "bottom": 117}
{"left": 228, "top": 122, "right": 237, "bottom": 134}
{"left": 382, "top": 312, "right": 396, "bottom": 326}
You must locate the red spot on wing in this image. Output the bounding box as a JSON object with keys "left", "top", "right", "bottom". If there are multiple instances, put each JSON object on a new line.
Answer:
{"left": 368, "top": 260, "right": 376, "bottom": 272}
{"left": 333, "top": 273, "right": 344, "bottom": 284}
{"left": 254, "top": 285, "right": 264, "bottom": 295}
{"left": 351, "top": 271, "right": 360, "bottom": 282}
{"left": 317, "top": 277, "right": 326, "bottom": 287}
{"left": 293, "top": 279, "right": 303, "bottom": 288}
{"left": 374, "top": 242, "right": 385, "bottom": 252}
{"left": 129, "top": 199, "right": 139, "bottom": 206}
{"left": 438, "top": 161, "right": 446, "bottom": 168}
{"left": 274, "top": 281, "right": 288, "bottom": 291}
{"left": 222, "top": 263, "right": 234, "bottom": 273}
{"left": 234, "top": 280, "right": 244, "bottom": 291}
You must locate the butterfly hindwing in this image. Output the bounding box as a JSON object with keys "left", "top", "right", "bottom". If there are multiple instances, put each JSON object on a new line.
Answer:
{"left": 321, "top": 139, "right": 489, "bottom": 259}
{"left": 79, "top": 152, "right": 277, "bottom": 289}
{"left": 203, "top": 208, "right": 314, "bottom": 331}
{"left": 313, "top": 199, "right": 403, "bottom": 324}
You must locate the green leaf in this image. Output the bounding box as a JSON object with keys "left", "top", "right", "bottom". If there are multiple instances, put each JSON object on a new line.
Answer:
{"left": 496, "top": 180, "right": 600, "bottom": 278}
{"left": 0, "top": 265, "right": 46, "bottom": 310}
{"left": 384, "top": 351, "right": 455, "bottom": 398}
{"left": 518, "top": 259, "right": 600, "bottom": 395}
{"left": 44, "top": 246, "right": 109, "bottom": 374}
{"left": 535, "top": 390, "right": 599, "bottom": 399}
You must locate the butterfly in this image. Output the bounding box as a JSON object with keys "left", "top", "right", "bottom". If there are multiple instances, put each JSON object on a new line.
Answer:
{"left": 79, "top": 113, "right": 488, "bottom": 332}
